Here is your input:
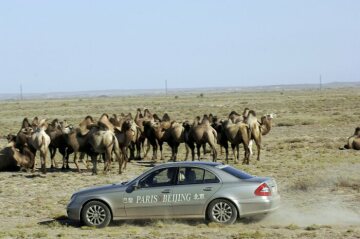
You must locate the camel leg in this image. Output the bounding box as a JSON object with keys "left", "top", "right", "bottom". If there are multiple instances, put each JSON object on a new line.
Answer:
{"left": 40, "top": 150, "right": 47, "bottom": 174}
{"left": 73, "top": 152, "right": 81, "bottom": 172}
{"left": 143, "top": 139, "right": 151, "bottom": 159}
{"left": 159, "top": 142, "right": 164, "bottom": 161}
{"left": 184, "top": 144, "right": 189, "bottom": 161}
{"left": 209, "top": 143, "right": 217, "bottom": 162}
{"left": 236, "top": 144, "right": 240, "bottom": 163}
{"left": 187, "top": 143, "right": 195, "bottom": 161}
{"left": 223, "top": 143, "right": 229, "bottom": 164}
{"left": 256, "top": 142, "right": 261, "bottom": 161}
{"left": 196, "top": 144, "right": 201, "bottom": 161}
{"left": 202, "top": 144, "right": 207, "bottom": 157}
{"left": 242, "top": 144, "right": 251, "bottom": 165}
{"left": 49, "top": 147, "right": 57, "bottom": 169}
{"left": 91, "top": 155, "right": 98, "bottom": 175}
{"left": 121, "top": 147, "right": 128, "bottom": 170}
{"left": 249, "top": 140, "right": 253, "bottom": 156}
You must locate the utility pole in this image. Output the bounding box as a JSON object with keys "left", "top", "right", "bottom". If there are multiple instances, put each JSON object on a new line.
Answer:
{"left": 165, "top": 80, "right": 168, "bottom": 96}
{"left": 319, "top": 74, "right": 322, "bottom": 91}
{"left": 20, "top": 84, "right": 23, "bottom": 100}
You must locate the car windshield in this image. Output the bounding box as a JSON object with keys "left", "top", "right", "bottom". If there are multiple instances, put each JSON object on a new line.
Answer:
{"left": 216, "top": 165, "right": 253, "bottom": 179}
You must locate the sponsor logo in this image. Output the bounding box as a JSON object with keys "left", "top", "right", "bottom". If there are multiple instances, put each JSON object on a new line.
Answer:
{"left": 123, "top": 193, "right": 205, "bottom": 204}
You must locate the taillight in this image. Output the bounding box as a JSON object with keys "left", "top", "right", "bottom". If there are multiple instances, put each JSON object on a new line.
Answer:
{"left": 254, "top": 183, "right": 272, "bottom": 196}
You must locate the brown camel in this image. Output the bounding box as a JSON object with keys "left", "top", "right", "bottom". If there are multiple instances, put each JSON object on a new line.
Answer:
{"left": 115, "top": 119, "right": 140, "bottom": 170}
{"left": 183, "top": 118, "right": 218, "bottom": 162}
{"left": 0, "top": 141, "right": 35, "bottom": 171}
{"left": 340, "top": 127, "right": 360, "bottom": 150}
{"left": 217, "top": 120, "right": 251, "bottom": 164}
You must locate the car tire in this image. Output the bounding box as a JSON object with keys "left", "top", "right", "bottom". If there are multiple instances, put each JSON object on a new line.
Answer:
{"left": 81, "top": 201, "right": 112, "bottom": 228}
{"left": 207, "top": 199, "right": 238, "bottom": 224}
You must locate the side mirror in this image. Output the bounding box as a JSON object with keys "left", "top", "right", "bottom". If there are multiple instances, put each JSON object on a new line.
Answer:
{"left": 126, "top": 181, "right": 140, "bottom": 193}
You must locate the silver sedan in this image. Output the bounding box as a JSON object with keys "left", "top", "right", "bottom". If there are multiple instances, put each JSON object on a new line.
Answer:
{"left": 67, "top": 162, "right": 280, "bottom": 227}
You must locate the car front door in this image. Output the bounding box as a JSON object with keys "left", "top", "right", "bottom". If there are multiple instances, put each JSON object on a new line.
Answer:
{"left": 171, "top": 167, "right": 222, "bottom": 216}
{"left": 123, "top": 167, "right": 176, "bottom": 218}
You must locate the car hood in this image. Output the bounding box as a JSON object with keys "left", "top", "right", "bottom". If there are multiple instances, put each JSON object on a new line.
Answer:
{"left": 74, "top": 183, "right": 126, "bottom": 196}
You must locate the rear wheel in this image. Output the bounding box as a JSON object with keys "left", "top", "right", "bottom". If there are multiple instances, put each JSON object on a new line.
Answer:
{"left": 81, "top": 201, "right": 111, "bottom": 228}
{"left": 207, "top": 199, "right": 237, "bottom": 224}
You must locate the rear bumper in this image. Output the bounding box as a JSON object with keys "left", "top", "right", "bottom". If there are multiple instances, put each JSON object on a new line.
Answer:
{"left": 237, "top": 194, "right": 280, "bottom": 217}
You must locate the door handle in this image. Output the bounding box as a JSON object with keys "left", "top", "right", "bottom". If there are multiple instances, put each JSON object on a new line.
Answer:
{"left": 161, "top": 189, "right": 171, "bottom": 194}
{"left": 203, "top": 187, "right": 212, "bottom": 191}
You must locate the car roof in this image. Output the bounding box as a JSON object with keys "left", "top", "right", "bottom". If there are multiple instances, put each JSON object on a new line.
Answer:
{"left": 157, "top": 161, "right": 223, "bottom": 168}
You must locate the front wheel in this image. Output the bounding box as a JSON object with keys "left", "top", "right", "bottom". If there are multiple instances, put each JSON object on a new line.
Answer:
{"left": 207, "top": 199, "right": 238, "bottom": 224}
{"left": 81, "top": 201, "right": 112, "bottom": 228}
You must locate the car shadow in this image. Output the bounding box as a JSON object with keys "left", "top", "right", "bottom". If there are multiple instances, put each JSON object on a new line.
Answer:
{"left": 38, "top": 215, "right": 81, "bottom": 227}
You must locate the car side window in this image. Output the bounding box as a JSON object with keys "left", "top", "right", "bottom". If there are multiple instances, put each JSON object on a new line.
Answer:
{"left": 204, "top": 170, "right": 220, "bottom": 183}
{"left": 139, "top": 167, "right": 176, "bottom": 188}
{"left": 177, "top": 167, "right": 220, "bottom": 185}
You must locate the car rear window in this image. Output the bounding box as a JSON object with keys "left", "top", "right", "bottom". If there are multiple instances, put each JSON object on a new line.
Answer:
{"left": 216, "top": 165, "right": 253, "bottom": 179}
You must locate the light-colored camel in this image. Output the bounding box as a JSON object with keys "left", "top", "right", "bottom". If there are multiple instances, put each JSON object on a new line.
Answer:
{"left": 17, "top": 117, "right": 51, "bottom": 173}
{"left": 87, "top": 114, "right": 123, "bottom": 174}
{"left": 246, "top": 112, "right": 275, "bottom": 161}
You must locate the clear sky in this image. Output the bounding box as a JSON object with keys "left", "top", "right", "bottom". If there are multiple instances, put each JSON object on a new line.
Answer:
{"left": 0, "top": 1, "right": 359, "bottom": 94}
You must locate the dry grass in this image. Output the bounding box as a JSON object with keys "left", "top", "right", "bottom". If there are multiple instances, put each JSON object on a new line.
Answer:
{"left": 0, "top": 87, "right": 360, "bottom": 238}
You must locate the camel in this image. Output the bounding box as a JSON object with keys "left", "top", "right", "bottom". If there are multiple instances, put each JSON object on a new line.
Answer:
{"left": 0, "top": 141, "right": 35, "bottom": 171}
{"left": 87, "top": 114, "right": 123, "bottom": 174}
{"left": 30, "top": 119, "right": 51, "bottom": 173}
{"left": 167, "top": 121, "right": 190, "bottom": 161}
{"left": 152, "top": 114, "right": 173, "bottom": 161}
{"left": 16, "top": 118, "right": 51, "bottom": 173}
{"left": 213, "top": 120, "right": 251, "bottom": 164}
{"left": 183, "top": 118, "right": 218, "bottom": 162}
{"left": 115, "top": 119, "right": 140, "bottom": 170}
{"left": 246, "top": 112, "right": 275, "bottom": 162}
{"left": 340, "top": 127, "right": 360, "bottom": 150}
{"left": 46, "top": 119, "right": 70, "bottom": 169}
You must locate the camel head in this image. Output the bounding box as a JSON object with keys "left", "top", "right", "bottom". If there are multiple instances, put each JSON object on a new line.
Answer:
{"left": 6, "top": 134, "right": 17, "bottom": 143}
{"left": 37, "top": 119, "right": 48, "bottom": 130}
{"left": 354, "top": 127, "right": 360, "bottom": 136}
{"left": 182, "top": 121, "right": 192, "bottom": 132}
{"left": 162, "top": 113, "right": 171, "bottom": 122}
{"left": 242, "top": 108, "right": 250, "bottom": 118}
{"left": 31, "top": 117, "right": 39, "bottom": 128}
{"left": 21, "top": 118, "right": 31, "bottom": 129}
{"left": 153, "top": 114, "right": 161, "bottom": 122}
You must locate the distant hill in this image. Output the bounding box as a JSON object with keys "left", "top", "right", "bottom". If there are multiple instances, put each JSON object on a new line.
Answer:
{"left": 0, "top": 81, "right": 359, "bottom": 101}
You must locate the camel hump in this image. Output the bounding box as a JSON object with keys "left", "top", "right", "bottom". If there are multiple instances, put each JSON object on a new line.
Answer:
{"left": 162, "top": 113, "right": 171, "bottom": 122}
{"left": 97, "top": 114, "right": 113, "bottom": 130}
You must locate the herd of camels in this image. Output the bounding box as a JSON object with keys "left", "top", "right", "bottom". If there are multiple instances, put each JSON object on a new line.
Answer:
{"left": 0, "top": 108, "right": 359, "bottom": 174}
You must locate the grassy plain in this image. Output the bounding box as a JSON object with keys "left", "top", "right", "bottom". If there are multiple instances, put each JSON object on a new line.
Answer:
{"left": 0, "top": 87, "right": 359, "bottom": 238}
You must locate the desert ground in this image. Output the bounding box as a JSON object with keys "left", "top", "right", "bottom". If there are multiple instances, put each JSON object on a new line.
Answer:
{"left": 0, "top": 87, "right": 359, "bottom": 239}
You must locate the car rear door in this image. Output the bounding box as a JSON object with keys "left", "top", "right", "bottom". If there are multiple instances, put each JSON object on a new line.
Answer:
{"left": 170, "top": 167, "right": 222, "bottom": 216}
{"left": 123, "top": 167, "right": 176, "bottom": 218}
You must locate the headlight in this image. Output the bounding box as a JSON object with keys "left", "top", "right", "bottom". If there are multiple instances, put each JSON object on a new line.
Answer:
{"left": 68, "top": 194, "right": 77, "bottom": 206}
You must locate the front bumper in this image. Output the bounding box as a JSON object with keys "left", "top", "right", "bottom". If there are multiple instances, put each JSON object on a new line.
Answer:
{"left": 67, "top": 206, "right": 81, "bottom": 221}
